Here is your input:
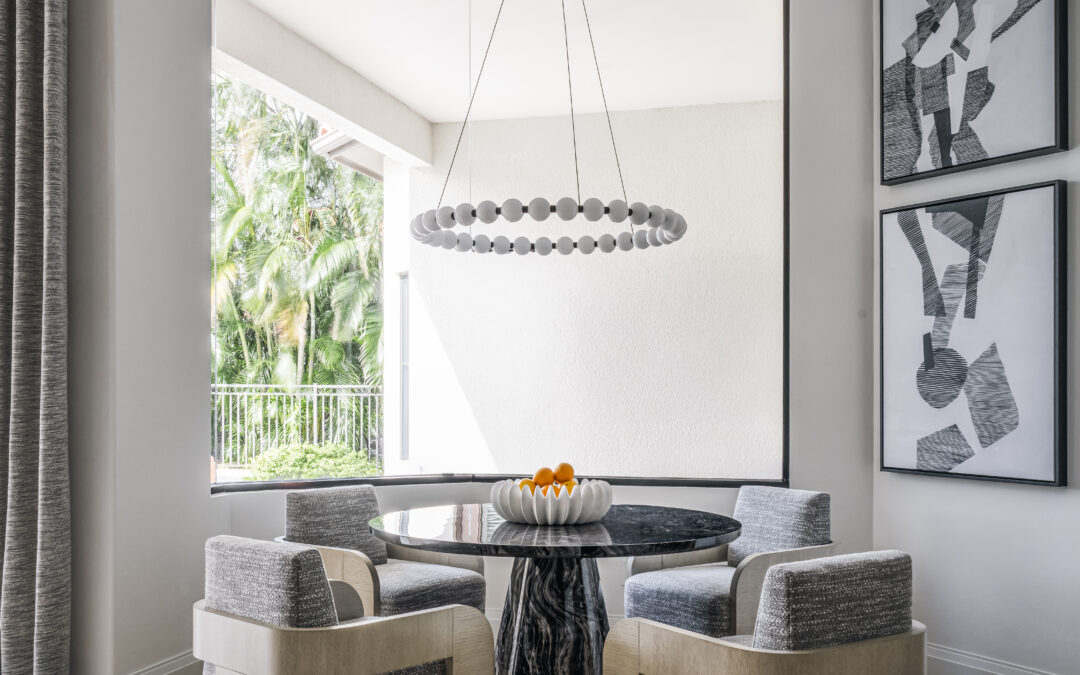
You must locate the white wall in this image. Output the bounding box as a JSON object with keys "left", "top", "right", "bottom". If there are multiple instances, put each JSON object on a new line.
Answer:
{"left": 66, "top": 0, "right": 877, "bottom": 671}
{"left": 70, "top": 1, "right": 223, "bottom": 673}
{"left": 391, "top": 102, "right": 785, "bottom": 480}
{"left": 872, "top": 3, "right": 1080, "bottom": 674}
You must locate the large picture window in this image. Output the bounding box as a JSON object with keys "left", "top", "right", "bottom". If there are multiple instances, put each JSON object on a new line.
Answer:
{"left": 210, "top": 72, "right": 384, "bottom": 484}
{"left": 211, "top": 0, "right": 787, "bottom": 490}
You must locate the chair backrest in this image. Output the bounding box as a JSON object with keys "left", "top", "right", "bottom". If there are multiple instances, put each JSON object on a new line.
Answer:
{"left": 284, "top": 485, "right": 388, "bottom": 564}
{"left": 204, "top": 535, "right": 339, "bottom": 628}
{"left": 752, "top": 550, "right": 912, "bottom": 651}
{"left": 727, "top": 486, "right": 830, "bottom": 566}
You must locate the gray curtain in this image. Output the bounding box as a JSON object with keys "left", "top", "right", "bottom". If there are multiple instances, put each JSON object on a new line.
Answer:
{"left": 0, "top": 0, "right": 70, "bottom": 673}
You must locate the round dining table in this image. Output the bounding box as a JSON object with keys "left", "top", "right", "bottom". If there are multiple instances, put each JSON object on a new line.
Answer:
{"left": 370, "top": 503, "right": 741, "bottom": 675}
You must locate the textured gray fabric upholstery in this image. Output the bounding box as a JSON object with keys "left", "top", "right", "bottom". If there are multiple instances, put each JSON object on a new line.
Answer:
{"left": 752, "top": 550, "right": 913, "bottom": 651}
{"left": 203, "top": 536, "right": 339, "bottom": 674}
{"left": 727, "top": 486, "right": 831, "bottom": 566}
{"left": 285, "top": 485, "right": 388, "bottom": 564}
{"left": 0, "top": 0, "right": 70, "bottom": 671}
{"left": 378, "top": 560, "right": 487, "bottom": 616}
{"left": 624, "top": 563, "right": 737, "bottom": 638}
{"left": 204, "top": 535, "right": 339, "bottom": 628}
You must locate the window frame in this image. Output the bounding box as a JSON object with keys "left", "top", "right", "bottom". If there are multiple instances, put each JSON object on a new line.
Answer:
{"left": 210, "top": 1, "right": 790, "bottom": 495}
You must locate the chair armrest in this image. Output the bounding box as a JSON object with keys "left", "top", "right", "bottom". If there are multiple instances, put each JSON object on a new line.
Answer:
{"left": 603, "top": 617, "right": 926, "bottom": 675}
{"left": 386, "top": 542, "right": 485, "bottom": 575}
{"left": 193, "top": 601, "right": 494, "bottom": 675}
{"left": 275, "top": 536, "right": 382, "bottom": 616}
{"left": 626, "top": 545, "right": 729, "bottom": 578}
{"left": 730, "top": 541, "right": 838, "bottom": 634}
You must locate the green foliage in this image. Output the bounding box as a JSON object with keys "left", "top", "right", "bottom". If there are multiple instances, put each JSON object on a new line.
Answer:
{"left": 211, "top": 71, "right": 383, "bottom": 388}
{"left": 247, "top": 443, "right": 380, "bottom": 481}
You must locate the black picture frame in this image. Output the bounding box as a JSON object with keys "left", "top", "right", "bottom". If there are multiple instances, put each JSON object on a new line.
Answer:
{"left": 879, "top": 0, "right": 1068, "bottom": 186}
{"left": 879, "top": 181, "right": 1067, "bottom": 486}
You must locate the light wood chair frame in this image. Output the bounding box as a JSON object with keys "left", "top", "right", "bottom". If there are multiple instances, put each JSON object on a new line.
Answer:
{"left": 603, "top": 617, "right": 927, "bottom": 675}
{"left": 626, "top": 541, "right": 838, "bottom": 635}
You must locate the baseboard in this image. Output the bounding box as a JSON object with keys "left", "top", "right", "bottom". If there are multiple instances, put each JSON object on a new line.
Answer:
{"left": 927, "top": 643, "right": 1055, "bottom": 675}
{"left": 131, "top": 650, "right": 200, "bottom": 675}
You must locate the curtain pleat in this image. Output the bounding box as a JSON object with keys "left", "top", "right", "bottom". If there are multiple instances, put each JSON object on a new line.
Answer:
{"left": 0, "top": 0, "right": 70, "bottom": 673}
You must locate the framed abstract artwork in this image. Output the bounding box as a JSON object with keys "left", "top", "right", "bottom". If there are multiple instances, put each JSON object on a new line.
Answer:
{"left": 880, "top": 0, "right": 1067, "bottom": 185}
{"left": 880, "top": 182, "right": 1066, "bottom": 486}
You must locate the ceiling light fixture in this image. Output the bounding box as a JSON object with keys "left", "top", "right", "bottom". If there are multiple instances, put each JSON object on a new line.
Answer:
{"left": 410, "top": 0, "right": 687, "bottom": 255}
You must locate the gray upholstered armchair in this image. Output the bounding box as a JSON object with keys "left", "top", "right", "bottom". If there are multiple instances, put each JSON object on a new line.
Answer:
{"left": 193, "top": 535, "right": 494, "bottom": 675}
{"left": 606, "top": 550, "right": 926, "bottom": 675}
{"left": 279, "top": 485, "right": 486, "bottom": 618}
{"left": 624, "top": 486, "right": 836, "bottom": 636}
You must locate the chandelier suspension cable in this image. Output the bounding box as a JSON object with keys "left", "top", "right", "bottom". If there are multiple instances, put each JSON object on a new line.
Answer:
{"left": 437, "top": 0, "right": 508, "bottom": 210}
{"left": 580, "top": 0, "right": 628, "bottom": 208}
{"left": 467, "top": 0, "right": 474, "bottom": 232}
{"left": 560, "top": 0, "right": 582, "bottom": 204}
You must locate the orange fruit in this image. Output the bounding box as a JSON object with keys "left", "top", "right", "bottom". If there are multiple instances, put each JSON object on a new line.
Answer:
{"left": 562, "top": 479, "right": 577, "bottom": 494}
{"left": 553, "top": 462, "right": 575, "bottom": 483}
{"left": 540, "top": 484, "right": 550, "bottom": 496}
{"left": 551, "top": 483, "right": 562, "bottom": 496}
{"left": 533, "top": 467, "right": 555, "bottom": 486}
{"left": 518, "top": 478, "right": 536, "bottom": 494}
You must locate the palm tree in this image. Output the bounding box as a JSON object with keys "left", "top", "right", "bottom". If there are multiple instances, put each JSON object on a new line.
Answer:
{"left": 211, "top": 71, "right": 383, "bottom": 388}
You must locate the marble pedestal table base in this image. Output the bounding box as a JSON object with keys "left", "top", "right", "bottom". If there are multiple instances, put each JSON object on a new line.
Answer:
{"left": 498, "top": 557, "right": 608, "bottom": 675}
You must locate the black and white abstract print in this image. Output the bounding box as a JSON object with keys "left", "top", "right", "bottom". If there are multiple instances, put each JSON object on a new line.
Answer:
{"left": 881, "top": 183, "right": 1062, "bottom": 484}
{"left": 881, "top": 0, "right": 1063, "bottom": 183}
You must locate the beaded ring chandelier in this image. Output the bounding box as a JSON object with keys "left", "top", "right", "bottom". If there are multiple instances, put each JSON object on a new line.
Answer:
{"left": 410, "top": 0, "right": 687, "bottom": 256}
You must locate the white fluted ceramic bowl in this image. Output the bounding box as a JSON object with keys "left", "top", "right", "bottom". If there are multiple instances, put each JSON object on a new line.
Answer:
{"left": 490, "top": 479, "right": 613, "bottom": 525}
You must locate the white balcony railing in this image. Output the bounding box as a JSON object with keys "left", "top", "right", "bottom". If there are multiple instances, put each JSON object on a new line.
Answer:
{"left": 210, "top": 384, "right": 382, "bottom": 468}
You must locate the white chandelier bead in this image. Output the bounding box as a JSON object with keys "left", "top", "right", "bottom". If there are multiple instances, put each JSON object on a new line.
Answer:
{"left": 477, "top": 200, "right": 499, "bottom": 223}
{"left": 647, "top": 228, "right": 661, "bottom": 247}
{"left": 456, "top": 232, "right": 474, "bottom": 252}
{"left": 473, "top": 234, "right": 492, "bottom": 253}
{"left": 662, "top": 209, "right": 677, "bottom": 231}
{"left": 441, "top": 230, "right": 458, "bottom": 249}
{"left": 493, "top": 235, "right": 512, "bottom": 254}
{"left": 423, "top": 231, "right": 439, "bottom": 245}
{"left": 578, "top": 235, "right": 596, "bottom": 254}
{"left": 583, "top": 198, "right": 605, "bottom": 221}
{"left": 410, "top": 216, "right": 425, "bottom": 240}
{"left": 657, "top": 228, "right": 671, "bottom": 244}
{"left": 513, "top": 236, "right": 531, "bottom": 255}
{"left": 629, "top": 202, "right": 649, "bottom": 225}
{"left": 556, "top": 197, "right": 578, "bottom": 221}
{"left": 634, "top": 230, "right": 649, "bottom": 249}
{"left": 535, "top": 236, "right": 553, "bottom": 256}
{"left": 422, "top": 209, "right": 440, "bottom": 232}
{"left": 598, "top": 234, "right": 616, "bottom": 252}
{"left": 502, "top": 198, "right": 524, "bottom": 222}
{"left": 455, "top": 203, "right": 476, "bottom": 226}
{"left": 671, "top": 215, "right": 687, "bottom": 236}
{"left": 529, "top": 197, "right": 551, "bottom": 221}
{"left": 648, "top": 205, "right": 664, "bottom": 228}
{"left": 617, "top": 232, "right": 634, "bottom": 251}
{"left": 437, "top": 205, "right": 456, "bottom": 229}
{"left": 608, "top": 200, "right": 629, "bottom": 223}
{"left": 556, "top": 236, "right": 574, "bottom": 255}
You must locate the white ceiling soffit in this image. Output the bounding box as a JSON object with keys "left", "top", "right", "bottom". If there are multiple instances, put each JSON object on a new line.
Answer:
{"left": 245, "top": 0, "right": 784, "bottom": 123}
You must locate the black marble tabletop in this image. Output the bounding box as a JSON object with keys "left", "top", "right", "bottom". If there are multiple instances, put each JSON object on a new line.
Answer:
{"left": 370, "top": 503, "right": 741, "bottom": 559}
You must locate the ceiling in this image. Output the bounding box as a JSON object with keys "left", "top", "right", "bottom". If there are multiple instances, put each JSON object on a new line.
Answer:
{"left": 244, "top": 0, "right": 784, "bottom": 123}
